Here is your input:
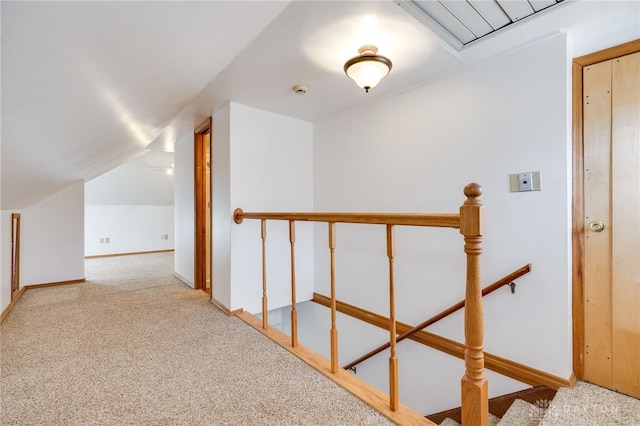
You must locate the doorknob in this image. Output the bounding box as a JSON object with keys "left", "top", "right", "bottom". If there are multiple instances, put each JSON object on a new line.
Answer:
{"left": 589, "top": 221, "right": 606, "bottom": 232}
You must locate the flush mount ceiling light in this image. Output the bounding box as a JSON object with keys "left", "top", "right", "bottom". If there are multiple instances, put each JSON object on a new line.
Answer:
{"left": 343, "top": 45, "right": 392, "bottom": 93}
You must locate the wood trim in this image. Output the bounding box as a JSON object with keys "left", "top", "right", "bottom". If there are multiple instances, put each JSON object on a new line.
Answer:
{"left": 194, "top": 130, "right": 206, "bottom": 291}
{"left": 11, "top": 213, "right": 22, "bottom": 302}
{"left": 1, "top": 287, "right": 26, "bottom": 324}
{"left": 1, "top": 302, "right": 13, "bottom": 323}
{"left": 194, "top": 117, "right": 211, "bottom": 134}
{"left": 571, "top": 39, "right": 640, "bottom": 381}
{"left": 24, "top": 278, "right": 86, "bottom": 290}
{"left": 2, "top": 278, "right": 86, "bottom": 323}
{"left": 210, "top": 297, "right": 243, "bottom": 316}
{"left": 426, "top": 385, "right": 557, "bottom": 424}
{"left": 236, "top": 311, "right": 435, "bottom": 425}
{"left": 194, "top": 117, "right": 212, "bottom": 293}
{"left": 572, "top": 58, "right": 586, "bottom": 381}
{"left": 313, "top": 293, "right": 574, "bottom": 390}
{"left": 343, "top": 264, "right": 532, "bottom": 371}
{"left": 574, "top": 39, "right": 640, "bottom": 67}
{"left": 85, "top": 249, "right": 174, "bottom": 259}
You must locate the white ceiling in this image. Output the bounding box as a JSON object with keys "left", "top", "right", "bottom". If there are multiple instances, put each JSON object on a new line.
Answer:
{"left": 2, "top": 1, "right": 639, "bottom": 210}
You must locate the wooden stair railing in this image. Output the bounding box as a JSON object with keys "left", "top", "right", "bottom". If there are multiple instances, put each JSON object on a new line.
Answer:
{"left": 343, "top": 264, "right": 532, "bottom": 371}
{"left": 233, "top": 183, "right": 487, "bottom": 424}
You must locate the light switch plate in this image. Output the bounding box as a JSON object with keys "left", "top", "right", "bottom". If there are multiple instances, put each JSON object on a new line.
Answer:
{"left": 510, "top": 171, "right": 542, "bottom": 192}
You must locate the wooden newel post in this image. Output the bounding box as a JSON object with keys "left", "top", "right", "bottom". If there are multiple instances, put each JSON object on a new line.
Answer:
{"left": 459, "top": 183, "right": 488, "bottom": 426}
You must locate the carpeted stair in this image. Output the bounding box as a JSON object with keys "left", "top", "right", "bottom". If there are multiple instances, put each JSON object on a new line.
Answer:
{"left": 439, "top": 381, "right": 640, "bottom": 426}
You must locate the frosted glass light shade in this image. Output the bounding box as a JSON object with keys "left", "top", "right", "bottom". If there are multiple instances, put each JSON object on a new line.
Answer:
{"left": 344, "top": 45, "right": 392, "bottom": 93}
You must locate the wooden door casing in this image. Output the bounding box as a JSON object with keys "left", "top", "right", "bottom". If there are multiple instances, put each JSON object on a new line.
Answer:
{"left": 194, "top": 117, "right": 212, "bottom": 296}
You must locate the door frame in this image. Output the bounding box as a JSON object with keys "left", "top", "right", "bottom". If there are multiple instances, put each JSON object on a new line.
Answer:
{"left": 194, "top": 117, "right": 212, "bottom": 297}
{"left": 11, "top": 213, "right": 21, "bottom": 302}
{"left": 571, "top": 39, "right": 640, "bottom": 379}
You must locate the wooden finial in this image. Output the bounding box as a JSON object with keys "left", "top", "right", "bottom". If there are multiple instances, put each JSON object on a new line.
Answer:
{"left": 464, "top": 183, "right": 483, "bottom": 199}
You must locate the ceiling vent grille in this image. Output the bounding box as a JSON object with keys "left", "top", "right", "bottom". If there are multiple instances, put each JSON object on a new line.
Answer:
{"left": 396, "top": 0, "right": 572, "bottom": 51}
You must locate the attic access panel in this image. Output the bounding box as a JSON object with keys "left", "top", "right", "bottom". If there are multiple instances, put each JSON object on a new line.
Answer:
{"left": 396, "top": 0, "right": 572, "bottom": 50}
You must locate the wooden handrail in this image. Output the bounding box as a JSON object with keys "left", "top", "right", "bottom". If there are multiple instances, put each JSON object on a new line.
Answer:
{"left": 342, "top": 264, "right": 532, "bottom": 371}
{"left": 313, "top": 292, "right": 573, "bottom": 390}
{"left": 233, "top": 183, "right": 486, "bottom": 421}
{"left": 234, "top": 210, "right": 460, "bottom": 228}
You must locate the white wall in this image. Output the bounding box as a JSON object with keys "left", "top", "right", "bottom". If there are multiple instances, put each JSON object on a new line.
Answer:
{"left": 313, "top": 34, "right": 572, "bottom": 413}
{"left": 0, "top": 138, "right": 6, "bottom": 312}
{"left": 85, "top": 205, "right": 174, "bottom": 256}
{"left": 19, "top": 181, "right": 85, "bottom": 286}
{"left": 208, "top": 102, "right": 315, "bottom": 313}
{"left": 176, "top": 102, "right": 314, "bottom": 311}
{"left": 212, "top": 105, "right": 232, "bottom": 307}
{"left": 174, "top": 131, "right": 195, "bottom": 286}
{"left": 84, "top": 150, "right": 176, "bottom": 257}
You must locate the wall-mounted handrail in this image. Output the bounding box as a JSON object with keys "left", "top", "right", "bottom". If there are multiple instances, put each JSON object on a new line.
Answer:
{"left": 312, "top": 292, "right": 572, "bottom": 390}
{"left": 342, "top": 264, "right": 532, "bottom": 371}
{"left": 233, "top": 183, "right": 486, "bottom": 423}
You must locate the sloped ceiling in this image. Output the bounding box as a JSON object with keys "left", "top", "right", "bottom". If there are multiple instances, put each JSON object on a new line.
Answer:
{"left": 85, "top": 150, "right": 175, "bottom": 206}
{"left": 0, "top": 1, "right": 289, "bottom": 209}
{"left": 2, "top": 1, "right": 639, "bottom": 210}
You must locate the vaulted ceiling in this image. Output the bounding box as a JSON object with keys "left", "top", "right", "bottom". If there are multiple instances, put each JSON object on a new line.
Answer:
{"left": 2, "top": 1, "right": 639, "bottom": 210}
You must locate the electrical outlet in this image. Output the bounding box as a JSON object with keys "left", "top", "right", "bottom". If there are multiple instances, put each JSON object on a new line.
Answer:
{"left": 105, "top": 237, "right": 110, "bottom": 244}
{"left": 100, "top": 238, "right": 105, "bottom": 244}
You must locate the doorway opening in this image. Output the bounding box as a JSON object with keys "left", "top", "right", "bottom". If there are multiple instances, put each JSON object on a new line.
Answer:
{"left": 194, "top": 118, "right": 212, "bottom": 297}
{"left": 11, "top": 213, "right": 21, "bottom": 302}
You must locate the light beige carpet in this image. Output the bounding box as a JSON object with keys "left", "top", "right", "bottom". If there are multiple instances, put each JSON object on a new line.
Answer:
{"left": 1, "top": 252, "right": 394, "bottom": 425}
{"left": 541, "top": 381, "right": 640, "bottom": 425}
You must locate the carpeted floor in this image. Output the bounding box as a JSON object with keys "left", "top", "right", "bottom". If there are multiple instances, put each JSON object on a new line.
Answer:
{"left": 541, "top": 381, "right": 640, "bottom": 425}
{"left": 1, "top": 252, "right": 394, "bottom": 425}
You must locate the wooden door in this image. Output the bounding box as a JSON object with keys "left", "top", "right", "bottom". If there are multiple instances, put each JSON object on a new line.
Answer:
{"left": 11, "top": 214, "right": 21, "bottom": 302}
{"left": 205, "top": 131, "right": 212, "bottom": 295}
{"left": 583, "top": 51, "right": 640, "bottom": 398}
{"left": 195, "top": 118, "right": 212, "bottom": 297}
